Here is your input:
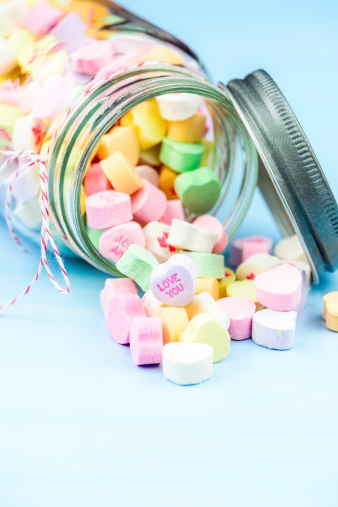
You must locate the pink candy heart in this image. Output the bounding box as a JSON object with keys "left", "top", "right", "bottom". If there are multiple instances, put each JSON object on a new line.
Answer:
{"left": 217, "top": 296, "right": 256, "bottom": 340}
{"left": 99, "top": 222, "right": 145, "bottom": 262}
{"left": 254, "top": 264, "right": 302, "bottom": 311}
{"left": 150, "top": 253, "right": 197, "bottom": 306}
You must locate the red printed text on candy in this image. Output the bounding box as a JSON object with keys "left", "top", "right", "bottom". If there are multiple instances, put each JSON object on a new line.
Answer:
{"left": 110, "top": 236, "right": 129, "bottom": 259}
{"left": 157, "top": 274, "right": 184, "bottom": 298}
{"left": 157, "top": 232, "right": 176, "bottom": 252}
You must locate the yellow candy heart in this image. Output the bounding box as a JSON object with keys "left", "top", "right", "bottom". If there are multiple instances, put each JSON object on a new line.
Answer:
{"left": 179, "top": 313, "right": 230, "bottom": 363}
{"left": 226, "top": 279, "right": 263, "bottom": 311}
{"left": 133, "top": 45, "right": 184, "bottom": 66}
{"left": 8, "top": 28, "right": 36, "bottom": 60}
{"left": 219, "top": 267, "right": 236, "bottom": 298}
{"left": 121, "top": 99, "right": 167, "bottom": 150}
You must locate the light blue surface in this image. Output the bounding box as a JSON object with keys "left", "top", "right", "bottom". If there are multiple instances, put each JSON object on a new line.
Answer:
{"left": 1, "top": 1, "right": 338, "bottom": 505}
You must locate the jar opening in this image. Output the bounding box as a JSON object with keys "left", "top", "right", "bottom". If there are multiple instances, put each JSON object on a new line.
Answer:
{"left": 48, "top": 65, "right": 258, "bottom": 275}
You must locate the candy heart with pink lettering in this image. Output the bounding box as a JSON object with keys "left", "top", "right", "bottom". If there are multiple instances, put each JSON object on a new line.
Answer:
{"left": 150, "top": 253, "right": 197, "bottom": 306}
{"left": 99, "top": 221, "right": 145, "bottom": 263}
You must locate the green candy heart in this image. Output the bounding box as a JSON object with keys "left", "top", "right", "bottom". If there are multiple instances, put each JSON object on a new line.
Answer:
{"left": 174, "top": 166, "right": 222, "bottom": 214}
{"left": 181, "top": 252, "right": 225, "bottom": 278}
{"left": 116, "top": 244, "right": 159, "bottom": 292}
{"left": 159, "top": 137, "right": 205, "bottom": 173}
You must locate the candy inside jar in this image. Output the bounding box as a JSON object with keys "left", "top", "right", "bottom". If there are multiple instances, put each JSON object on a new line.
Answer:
{"left": 0, "top": 0, "right": 258, "bottom": 284}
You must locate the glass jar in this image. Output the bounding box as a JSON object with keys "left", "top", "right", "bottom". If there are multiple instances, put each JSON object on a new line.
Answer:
{"left": 2, "top": 0, "right": 338, "bottom": 284}
{"left": 48, "top": 63, "right": 258, "bottom": 275}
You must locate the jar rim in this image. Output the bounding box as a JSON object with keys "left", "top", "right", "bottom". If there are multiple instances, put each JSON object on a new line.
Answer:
{"left": 48, "top": 64, "right": 258, "bottom": 275}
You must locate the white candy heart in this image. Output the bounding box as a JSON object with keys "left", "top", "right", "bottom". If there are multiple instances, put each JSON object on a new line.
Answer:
{"left": 143, "top": 221, "right": 176, "bottom": 263}
{"left": 167, "top": 218, "right": 217, "bottom": 253}
{"left": 155, "top": 93, "right": 202, "bottom": 121}
{"left": 274, "top": 234, "right": 307, "bottom": 263}
{"left": 252, "top": 309, "right": 297, "bottom": 350}
{"left": 163, "top": 342, "right": 213, "bottom": 385}
{"left": 236, "top": 253, "right": 281, "bottom": 280}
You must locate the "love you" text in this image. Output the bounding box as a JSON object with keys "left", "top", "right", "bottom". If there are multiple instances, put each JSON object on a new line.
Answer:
{"left": 157, "top": 274, "right": 184, "bottom": 298}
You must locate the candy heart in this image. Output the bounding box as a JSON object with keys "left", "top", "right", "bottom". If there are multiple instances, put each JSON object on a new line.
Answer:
{"left": 135, "top": 165, "right": 159, "bottom": 187}
{"left": 97, "top": 126, "right": 140, "bottom": 167}
{"left": 184, "top": 292, "right": 230, "bottom": 329}
{"left": 323, "top": 292, "right": 338, "bottom": 332}
{"left": 178, "top": 313, "right": 230, "bottom": 363}
{"left": 174, "top": 166, "right": 221, "bottom": 214}
{"left": 159, "top": 200, "right": 185, "bottom": 225}
{"left": 181, "top": 252, "right": 224, "bottom": 279}
{"left": 85, "top": 190, "right": 132, "bottom": 230}
{"left": 21, "top": 0, "right": 63, "bottom": 38}
{"left": 217, "top": 296, "right": 256, "bottom": 340}
{"left": 153, "top": 307, "right": 189, "bottom": 344}
{"left": 252, "top": 309, "right": 297, "bottom": 350}
{"left": 226, "top": 279, "right": 262, "bottom": 311}
{"left": 195, "top": 277, "right": 219, "bottom": 300}
{"left": 130, "top": 317, "right": 163, "bottom": 366}
{"left": 159, "top": 137, "right": 205, "bottom": 173}
{"left": 254, "top": 264, "right": 302, "bottom": 311}
{"left": 142, "top": 290, "right": 164, "bottom": 317}
{"left": 143, "top": 221, "right": 176, "bottom": 263}
{"left": 116, "top": 244, "right": 159, "bottom": 293}
{"left": 155, "top": 93, "right": 202, "bottom": 121}
{"left": 120, "top": 98, "right": 166, "bottom": 150}
{"left": 167, "top": 113, "right": 206, "bottom": 143}
{"left": 133, "top": 45, "right": 184, "bottom": 66}
{"left": 71, "top": 39, "right": 112, "bottom": 75}
{"left": 167, "top": 218, "right": 217, "bottom": 253}
{"left": 99, "top": 221, "right": 146, "bottom": 263}
{"left": 100, "top": 278, "right": 138, "bottom": 321}
{"left": 219, "top": 267, "right": 236, "bottom": 298}
{"left": 162, "top": 342, "right": 213, "bottom": 385}
{"left": 0, "top": 0, "right": 28, "bottom": 38}
{"left": 281, "top": 259, "right": 312, "bottom": 288}
{"left": 235, "top": 254, "right": 281, "bottom": 281}
{"left": 107, "top": 294, "right": 146, "bottom": 345}
{"left": 150, "top": 253, "right": 197, "bottom": 306}
{"left": 192, "top": 214, "right": 228, "bottom": 254}
{"left": 274, "top": 234, "right": 307, "bottom": 263}
{"left": 229, "top": 235, "right": 273, "bottom": 266}
{"left": 139, "top": 144, "right": 161, "bottom": 167}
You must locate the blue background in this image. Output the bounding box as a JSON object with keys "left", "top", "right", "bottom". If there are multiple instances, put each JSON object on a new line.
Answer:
{"left": 1, "top": 1, "right": 338, "bottom": 505}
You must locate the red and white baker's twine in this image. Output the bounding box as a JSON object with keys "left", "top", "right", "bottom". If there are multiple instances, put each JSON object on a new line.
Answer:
{"left": 0, "top": 150, "right": 70, "bottom": 309}
{"left": 0, "top": 61, "right": 174, "bottom": 308}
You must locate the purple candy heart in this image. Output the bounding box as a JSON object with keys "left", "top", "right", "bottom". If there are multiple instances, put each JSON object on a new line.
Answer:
{"left": 150, "top": 254, "right": 197, "bottom": 306}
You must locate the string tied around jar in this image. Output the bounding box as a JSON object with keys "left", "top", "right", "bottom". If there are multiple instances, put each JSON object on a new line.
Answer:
{"left": 0, "top": 149, "right": 70, "bottom": 309}
{"left": 0, "top": 61, "right": 199, "bottom": 308}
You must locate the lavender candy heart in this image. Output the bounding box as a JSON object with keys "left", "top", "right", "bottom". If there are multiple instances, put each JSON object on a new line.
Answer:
{"left": 150, "top": 254, "right": 197, "bottom": 306}
{"left": 49, "top": 12, "right": 91, "bottom": 53}
{"left": 252, "top": 309, "right": 297, "bottom": 350}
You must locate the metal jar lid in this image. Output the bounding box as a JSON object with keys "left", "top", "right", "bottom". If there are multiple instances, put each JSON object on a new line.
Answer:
{"left": 225, "top": 69, "right": 338, "bottom": 283}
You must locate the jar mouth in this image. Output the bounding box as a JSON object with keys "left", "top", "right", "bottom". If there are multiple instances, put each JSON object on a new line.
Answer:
{"left": 48, "top": 64, "right": 258, "bottom": 275}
